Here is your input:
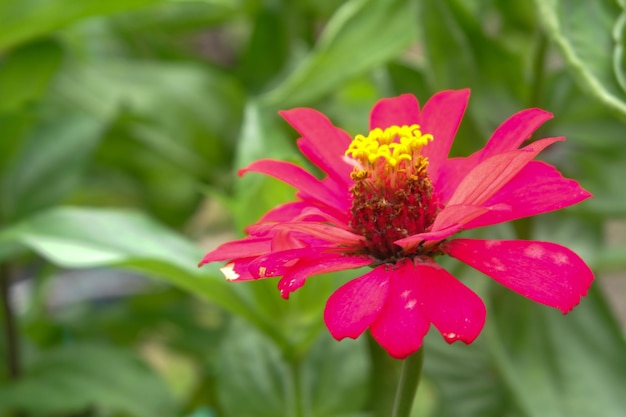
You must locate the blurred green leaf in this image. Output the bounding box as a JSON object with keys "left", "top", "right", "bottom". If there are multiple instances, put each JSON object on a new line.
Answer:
{"left": 238, "top": 6, "right": 290, "bottom": 92}
{"left": 535, "top": 0, "right": 626, "bottom": 118}
{"left": 0, "top": 0, "right": 163, "bottom": 50}
{"left": 300, "top": 331, "right": 369, "bottom": 417}
{"left": 216, "top": 319, "right": 369, "bottom": 417}
{"left": 0, "top": 110, "right": 103, "bottom": 221}
{"left": 54, "top": 59, "right": 244, "bottom": 224}
{"left": 56, "top": 59, "right": 243, "bottom": 171}
{"left": 216, "top": 319, "right": 294, "bottom": 417}
{"left": 614, "top": 1, "right": 626, "bottom": 92}
{"left": 419, "top": 0, "right": 528, "bottom": 133}
{"left": 261, "top": 0, "right": 418, "bottom": 107}
{"left": 0, "top": 39, "right": 63, "bottom": 112}
{"left": 488, "top": 285, "right": 626, "bottom": 417}
{"left": 0, "top": 344, "right": 176, "bottom": 416}
{"left": 0, "top": 207, "right": 278, "bottom": 338}
{"left": 230, "top": 100, "right": 296, "bottom": 230}
{"left": 423, "top": 332, "right": 512, "bottom": 417}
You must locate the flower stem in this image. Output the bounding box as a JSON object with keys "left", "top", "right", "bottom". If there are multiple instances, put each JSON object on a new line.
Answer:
{"left": 367, "top": 335, "right": 402, "bottom": 417}
{"left": 391, "top": 348, "right": 424, "bottom": 417}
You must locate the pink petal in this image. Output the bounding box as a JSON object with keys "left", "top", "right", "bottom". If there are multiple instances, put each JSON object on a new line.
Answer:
{"left": 434, "top": 109, "right": 553, "bottom": 203}
{"left": 279, "top": 254, "right": 372, "bottom": 299}
{"left": 253, "top": 201, "right": 310, "bottom": 225}
{"left": 446, "top": 137, "right": 563, "bottom": 207}
{"left": 219, "top": 257, "right": 258, "bottom": 281}
{"left": 324, "top": 265, "right": 390, "bottom": 339}
{"left": 270, "top": 229, "right": 309, "bottom": 251}
{"left": 269, "top": 222, "right": 364, "bottom": 246}
{"left": 239, "top": 159, "right": 346, "bottom": 211}
{"left": 370, "top": 260, "right": 431, "bottom": 359}
{"left": 464, "top": 161, "right": 593, "bottom": 229}
{"left": 444, "top": 239, "right": 594, "bottom": 313}
{"left": 429, "top": 204, "right": 489, "bottom": 232}
{"left": 393, "top": 205, "right": 487, "bottom": 251}
{"left": 419, "top": 89, "right": 470, "bottom": 180}
{"left": 434, "top": 156, "right": 480, "bottom": 203}
{"left": 199, "top": 238, "right": 271, "bottom": 265}
{"left": 369, "top": 94, "right": 420, "bottom": 130}
{"left": 247, "top": 247, "right": 323, "bottom": 279}
{"left": 415, "top": 260, "right": 486, "bottom": 344}
{"left": 394, "top": 224, "right": 464, "bottom": 250}
{"left": 280, "top": 108, "right": 354, "bottom": 187}
{"left": 479, "top": 108, "right": 553, "bottom": 160}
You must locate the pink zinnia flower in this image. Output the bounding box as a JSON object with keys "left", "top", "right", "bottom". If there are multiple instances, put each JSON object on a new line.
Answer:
{"left": 200, "top": 89, "right": 594, "bottom": 359}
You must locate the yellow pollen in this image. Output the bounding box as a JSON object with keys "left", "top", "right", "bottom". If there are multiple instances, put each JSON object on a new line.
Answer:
{"left": 346, "top": 124, "right": 433, "bottom": 168}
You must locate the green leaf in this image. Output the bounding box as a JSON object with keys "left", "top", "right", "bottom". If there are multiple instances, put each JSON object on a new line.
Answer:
{"left": 535, "top": 0, "right": 626, "bottom": 118}
{"left": 419, "top": 0, "right": 528, "bottom": 133}
{"left": 237, "top": 6, "right": 290, "bottom": 92}
{"left": 0, "top": 110, "right": 103, "bottom": 221}
{"left": 614, "top": 0, "right": 626, "bottom": 92}
{"left": 230, "top": 100, "right": 297, "bottom": 230}
{"left": 0, "top": 344, "right": 176, "bottom": 416}
{"left": 0, "top": 0, "right": 163, "bottom": 50}
{"left": 423, "top": 332, "right": 512, "bottom": 417}
{"left": 300, "top": 331, "right": 369, "bottom": 417}
{"left": 216, "top": 319, "right": 294, "bottom": 417}
{"left": 0, "top": 207, "right": 272, "bottom": 336}
{"left": 0, "top": 39, "right": 63, "bottom": 112}
{"left": 488, "top": 285, "right": 626, "bottom": 417}
{"left": 216, "top": 319, "right": 369, "bottom": 417}
{"left": 260, "top": 0, "right": 418, "bottom": 108}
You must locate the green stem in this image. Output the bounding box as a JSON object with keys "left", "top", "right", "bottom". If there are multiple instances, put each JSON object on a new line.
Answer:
{"left": 0, "top": 262, "right": 20, "bottom": 380}
{"left": 367, "top": 334, "right": 402, "bottom": 417}
{"left": 391, "top": 348, "right": 424, "bottom": 417}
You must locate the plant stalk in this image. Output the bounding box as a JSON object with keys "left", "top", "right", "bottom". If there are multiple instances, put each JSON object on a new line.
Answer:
{"left": 391, "top": 348, "right": 424, "bottom": 417}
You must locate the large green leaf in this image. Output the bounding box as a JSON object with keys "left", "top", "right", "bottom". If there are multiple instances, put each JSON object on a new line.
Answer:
{"left": 488, "top": 285, "right": 626, "bottom": 417}
{"left": 419, "top": 0, "right": 528, "bottom": 138}
{"left": 53, "top": 58, "right": 244, "bottom": 224}
{"left": 55, "top": 59, "right": 243, "bottom": 175}
{"left": 535, "top": 0, "right": 626, "bottom": 118}
{"left": 0, "top": 344, "right": 176, "bottom": 416}
{"left": 0, "top": 39, "right": 63, "bottom": 112}
{"left": 0, "top": 109, "right": 103, "bottom": 221}
{"left": 0, "top": 207, "right": 278, "bottom": 339}
{"left": 230, "top": 100, "right": 297, "bottom": 231}
{"left": 260, "top": 0, "right": 418, "bottom": 108}
{"left": 216, "top": 319, "right": 369, "bottom": 417}
{"left": 423, "top": 332, "right": 513, "bottom": 417}
{"left": 0, "top": 0, "right": 163, "bottom": 50}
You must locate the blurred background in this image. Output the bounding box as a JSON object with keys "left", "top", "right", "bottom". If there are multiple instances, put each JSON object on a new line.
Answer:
{"left": 0, "top": 0, "right": 625, "bottom": 416}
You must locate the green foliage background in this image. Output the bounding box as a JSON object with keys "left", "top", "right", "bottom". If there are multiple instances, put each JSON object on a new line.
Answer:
{"left": 0, "top": 0, "right": 625, "bottom": 416}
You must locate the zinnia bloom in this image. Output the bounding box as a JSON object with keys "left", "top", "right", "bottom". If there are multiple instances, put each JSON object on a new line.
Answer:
{"left": 200, "top": 89, "right": 594, "bottom": 359}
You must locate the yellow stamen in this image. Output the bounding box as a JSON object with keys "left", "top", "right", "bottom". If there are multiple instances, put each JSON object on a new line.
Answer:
{"left": 345, "top": 125, "right": 433, "bottom": 168}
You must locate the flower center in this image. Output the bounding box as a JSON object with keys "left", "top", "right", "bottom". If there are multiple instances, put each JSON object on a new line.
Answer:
{"left": 345, "top": 124, "right": 440, "bottom": 262}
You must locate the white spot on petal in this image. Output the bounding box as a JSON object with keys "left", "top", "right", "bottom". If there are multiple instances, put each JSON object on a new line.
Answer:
{"left": 551, "top": 252, "right": 569, "bottom": 266}
{"left": 401, "top": 290, "right": 412, "bottom": 299}
{"left": 405, "top": 299, "right": 417, "bottom": 310}
{"left": 524, "top": 244, "right": 546, "bottom": 259}
{"left": 220, "top": 263, "right": 240, "bottom": 281}
{"left": 485, "top": 240, "right": 501, "bottom": 249}
{"left": 487, "top": 257, "right": 506, "bottom": 272}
